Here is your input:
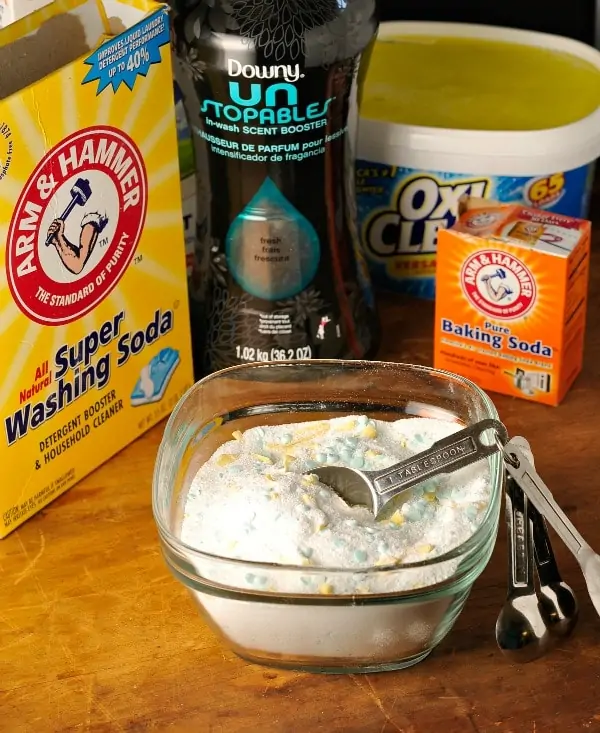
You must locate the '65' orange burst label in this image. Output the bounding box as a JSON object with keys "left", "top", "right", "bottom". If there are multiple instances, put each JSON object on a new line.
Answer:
{"left": 6, "top": 126, "right": 147, "bottom": 325}
{"left": 524, "top": 173, "right": 565, "bottom": 209}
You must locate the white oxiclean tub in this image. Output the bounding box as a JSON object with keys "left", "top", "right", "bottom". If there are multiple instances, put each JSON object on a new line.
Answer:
{"left": 356, "top": 22, "right": 600, "bottom": 298}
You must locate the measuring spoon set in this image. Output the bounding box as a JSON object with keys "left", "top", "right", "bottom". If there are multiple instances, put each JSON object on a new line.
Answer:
{"left": 310, "top": 418, "right": 598, "bottom": 662}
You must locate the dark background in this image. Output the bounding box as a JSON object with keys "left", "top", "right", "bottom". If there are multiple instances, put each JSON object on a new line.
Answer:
{"left": 378, "top": 0, "right": 598, "bottom": 47}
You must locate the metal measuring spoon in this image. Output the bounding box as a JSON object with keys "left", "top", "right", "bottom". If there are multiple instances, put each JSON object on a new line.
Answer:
{"left": 531, "top": 504, "right": 579, "bottom": 636}
{"left": 511, "top": 437, "right": 578, "bottom": 637}
{"left": 496, "top": 477, "right": 552, "bottom": 662}
{"left": 503, "top": 439, "right": 600, "bottom": 619}
{"left": 309, "top": 418, "right": 508, "bottom": 516}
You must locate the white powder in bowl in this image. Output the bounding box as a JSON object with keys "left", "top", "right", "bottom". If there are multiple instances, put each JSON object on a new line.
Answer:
{"left": 181, "top": 415, "right": 492, "bottom": 595}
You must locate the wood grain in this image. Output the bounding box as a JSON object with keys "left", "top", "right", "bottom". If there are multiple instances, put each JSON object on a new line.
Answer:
{"left": 2, "top": 219, "right": 600, "bottom": 731}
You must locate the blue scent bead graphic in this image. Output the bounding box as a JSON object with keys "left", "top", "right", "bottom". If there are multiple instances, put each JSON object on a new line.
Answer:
{"left": 225, "top": 177, "right": 321, "bottom": 301}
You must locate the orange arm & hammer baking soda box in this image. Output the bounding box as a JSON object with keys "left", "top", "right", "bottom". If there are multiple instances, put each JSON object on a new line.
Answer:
{"left": 0, "top": 0, "right": 194, "bottom": 537}
{"left": 434, "top": 198, "right": 590, "bottom": 406}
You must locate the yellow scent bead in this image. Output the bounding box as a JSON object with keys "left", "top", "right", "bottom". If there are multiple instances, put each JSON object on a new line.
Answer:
{"left": 319, "top": 583, "right": 334, "bottom": 595}
{"left": 337, "top": 418, "right": 356, "bottom": 432}
{"left": 315, "top": 522, "right": 329, "bottom": 532}
{"left": 302, "top": 473, "right": 318, "bottom": 485}
{"left": 417, "top": 544, "right": 434, "bottom": 555}
{"left": 232, "top": 430, "right": 243, "bottom": 440}
{"left": 389, "top": 510, "right": 405, "bottom": 526}
{"left": 360, "top": 425, "right": 378, "bottom": 440}
{"left": 216, "top": 454, "right": 236, "bottom": 467}
{"left": 295, "top": 423, "right": 328, "bottom": 442}
{"left": 301, "top": 493, "right": 314, "bottom": 507}
{"left": 283, "top": 454, "right": 295, "bottom": 471}
{"left": 252, "top": 454, "right": 273, "bottom": 464}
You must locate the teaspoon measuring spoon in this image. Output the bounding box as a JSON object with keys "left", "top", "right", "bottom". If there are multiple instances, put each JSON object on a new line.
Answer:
{"left": 503, "top": 439, "right": 600, "bottom": 619}
{"left": 496, "top": 476, "right": 552, "bottom": 662}
{"left": 309, "top": 418, "right": 508, "bottom": 516}
{"left": 531, "top": 503, "right": 579, "bottom": 636}
{"left": 511, "top": 436, "right": 578, "bottom": 637}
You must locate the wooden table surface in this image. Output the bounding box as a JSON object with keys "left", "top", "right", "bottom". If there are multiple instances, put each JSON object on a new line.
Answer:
{"left": 3, "top": 238, "right": 600, "bottom": 733}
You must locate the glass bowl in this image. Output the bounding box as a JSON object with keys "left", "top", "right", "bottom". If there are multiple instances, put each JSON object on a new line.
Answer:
{"left": 152, "top": 360, "right": 503, "bottom": 673}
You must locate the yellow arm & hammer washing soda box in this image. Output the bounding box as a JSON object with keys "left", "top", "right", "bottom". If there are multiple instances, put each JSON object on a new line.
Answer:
{"left": 434, "top": 198, "right": 590, "bottom": 406}
{"left": 0, "top": 0, "right": 194, "bottom": 537}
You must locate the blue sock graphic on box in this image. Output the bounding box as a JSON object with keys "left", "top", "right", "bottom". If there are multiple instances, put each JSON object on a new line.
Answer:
{"left": 131, "top": 348, "right": 180, "bottom": 406}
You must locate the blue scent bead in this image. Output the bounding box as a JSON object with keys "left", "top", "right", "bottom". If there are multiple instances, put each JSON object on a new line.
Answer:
{"left": 350, "top": 455, "right": 365, "bottom": 469}
{"left": 466, "top": 505, "right": 479, "bottom": 520}
{"left": 404, "top": 504, "right": 425, "bottom": 522}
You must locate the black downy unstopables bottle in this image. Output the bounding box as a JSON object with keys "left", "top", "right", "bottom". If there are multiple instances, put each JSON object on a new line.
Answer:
{"left": 171, "top": 0, "right": 380, "bottom": 373}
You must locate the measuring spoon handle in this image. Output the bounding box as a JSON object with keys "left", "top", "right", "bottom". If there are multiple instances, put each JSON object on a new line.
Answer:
{"left": 503, "top": 441, "right": 586, "bottom": 558}
{"left": 503, "top": 439, "right": 600, "bottom": 618}
{"left": 507, "top": 437, "right": 563, "bottom": 586}
{"left": 506, "top": 477, "right": 536, "bottom": 593}
{"left": 371, "top": 418, "right": 508, "bottom": 499}
{"left": 530, "top": 505, "right": 563, "bottom": 585}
